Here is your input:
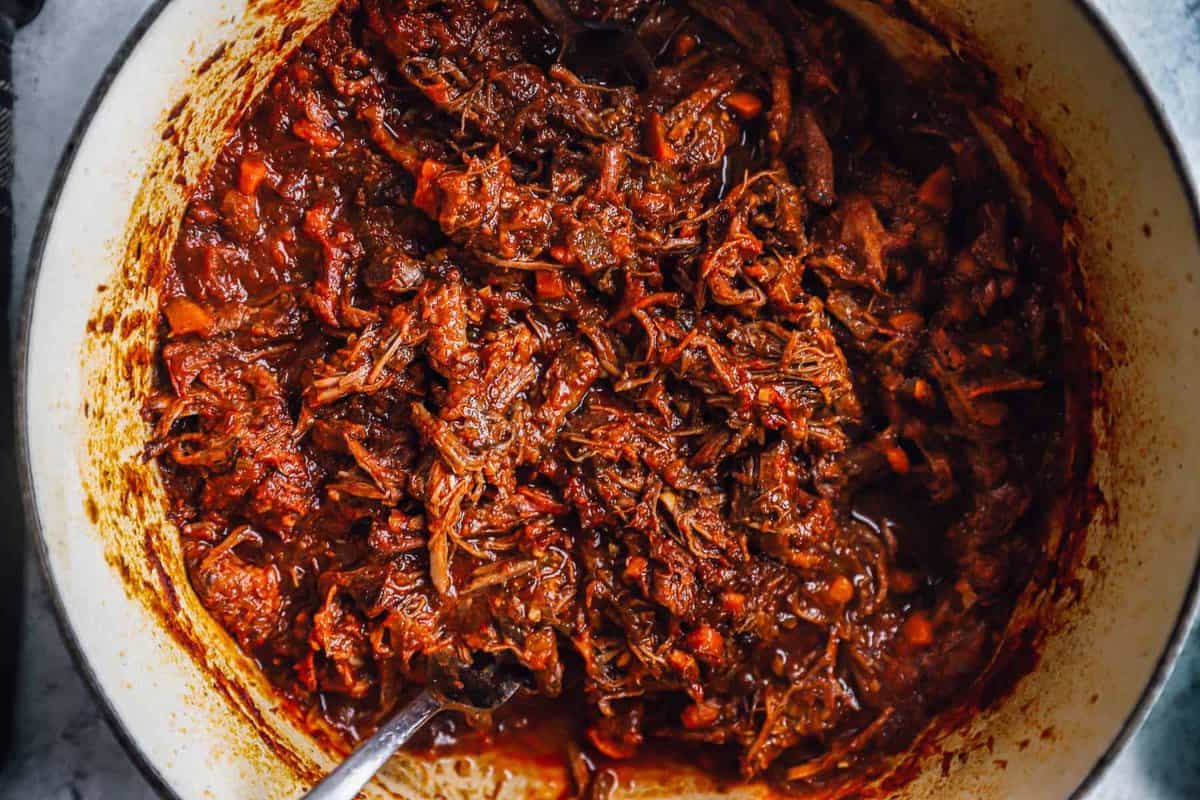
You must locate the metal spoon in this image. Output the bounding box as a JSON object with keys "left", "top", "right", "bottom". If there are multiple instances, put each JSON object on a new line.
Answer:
{"left": 303, "top": 662, "right": 525, "bottom": 800}
{"left": 530, "top": 0, "right": 657, "bottom": 88}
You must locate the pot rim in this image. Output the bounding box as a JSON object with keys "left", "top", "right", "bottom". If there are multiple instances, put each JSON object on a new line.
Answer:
{"left": 13, "top": 2, "right": 1200, "bottom": 798}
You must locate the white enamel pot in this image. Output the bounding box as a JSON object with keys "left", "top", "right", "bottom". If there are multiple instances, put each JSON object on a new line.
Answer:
{"left": 16, "top": 1, "right": 1200, "bottom": 798}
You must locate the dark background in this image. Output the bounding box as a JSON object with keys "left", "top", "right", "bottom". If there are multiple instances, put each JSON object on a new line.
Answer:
{"left": 0, "top": 1, "right": 1197, "bottom": 797}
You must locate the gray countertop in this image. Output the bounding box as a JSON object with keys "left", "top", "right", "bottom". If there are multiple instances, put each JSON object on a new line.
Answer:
{"left": 1, "top": 1, "right": 1198, "bottom": 798}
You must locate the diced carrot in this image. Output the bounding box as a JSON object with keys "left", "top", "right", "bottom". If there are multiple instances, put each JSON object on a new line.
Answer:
{"left": 163, "top": 296, "right": 214, "bottom": 337}
{"left": 911, "top": 378, "right": 935, "bottom": 406}
{"left": 918, "top": 165, "right": 954, "bottom": 213}
{"left": 882, "top": 444, "right": 910, "bottom": 475}
{"left": 624, "top": 555, "right": 648, "bottom": 583}
{"left": 902, "top": 611, "right": 935, "bottom": 647}
{"left": 828, "top": 575, "right": 855, "bottom": 605}
{"left": 535, "top": 270, "right": 567, "bottom": 300}
{"left": 681, "top": 701, "right": 720, "bottom": 729}
{"left": 293, "top": 118, "right": 341, "bottom": 150}
{"left": 673, "top": 32, "right": 697, "bottom": 59}
{"left": 644, "top": 111, "right": 676, "bottom": 162}
{"left": 720, "top": 591, "right": 746, "bottom": 615}
{"left": 238, "top": 155, "right": 269, "bottom": 195}
{"left": 684, "top": 625, "right": 725, "bottom": 663}
{"left": 723, "top": 91, "right": 764, "bottom": 121}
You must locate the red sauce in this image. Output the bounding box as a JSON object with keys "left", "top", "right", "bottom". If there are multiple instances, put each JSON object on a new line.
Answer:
{"left": 146, "top": 0, "right": 1087, "bottom": 794}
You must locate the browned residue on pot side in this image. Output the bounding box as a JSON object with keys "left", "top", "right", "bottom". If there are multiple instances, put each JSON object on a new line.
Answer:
{"left": 76, "top": 2, "right": 1105, "bottom": 798}
{"left": 80, "top": 0, "right": 338, "bottom": 791}
{"left": 835, "top": 7, "right": 1107, "bottom": 797}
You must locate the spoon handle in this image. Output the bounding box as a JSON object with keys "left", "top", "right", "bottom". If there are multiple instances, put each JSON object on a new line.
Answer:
{"left": 303, "top": 689, "right": 444, "bottom": 800}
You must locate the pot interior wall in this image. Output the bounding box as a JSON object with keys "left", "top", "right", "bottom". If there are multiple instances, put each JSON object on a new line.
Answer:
{"left": 880, "top": 3, "right": 1200, "bottom": 796}
{"left": 20, "top": 1, "right": 1200, "bottom": 798}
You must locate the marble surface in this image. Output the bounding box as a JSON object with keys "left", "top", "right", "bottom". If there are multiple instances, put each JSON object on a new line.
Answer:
{"left": 1, "top": 1, "right": 1198, "bottom": 798}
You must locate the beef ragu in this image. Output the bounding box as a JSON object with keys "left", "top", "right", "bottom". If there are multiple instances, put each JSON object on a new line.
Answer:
{"left": 145, "top": 0, "right": 1085, "bottom": 793}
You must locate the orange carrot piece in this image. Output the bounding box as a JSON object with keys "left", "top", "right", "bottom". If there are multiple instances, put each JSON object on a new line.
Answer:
{"left": 685, "top": 625, "right": 725, "bottom": 663}
{"left": 163, "top": 296, "right": 214, "bottom": 337}
{"left": 667, "top": 648, "right": 699, "bottom": 681}
{"left": 535, "top": 269, "right": 568, "bottom": 300}
{"left": 623, "top": 554, "right": 648, "bottom": 582}
{"left": 673, "top": 32, "right": 698, "bottom": 58}
{"left": 238, "top": 155, "right": 269, "bottom": 195}
{"left": 902, "top": 611, "right": 935, "bottom": 647}
{"left": 724, "top": 91, "right": 764, "bottom": 120}
{"left": 882, "top": 444, "right": 910, "bottom": 475}
{"left": 828, "top": 575, "right": 855, "bottom": 605}
{"left": 645, "top": 112, "right": 676, "bottom": 162}
{"left": 720, "top": 591, "right": 746, "bottom": 615}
